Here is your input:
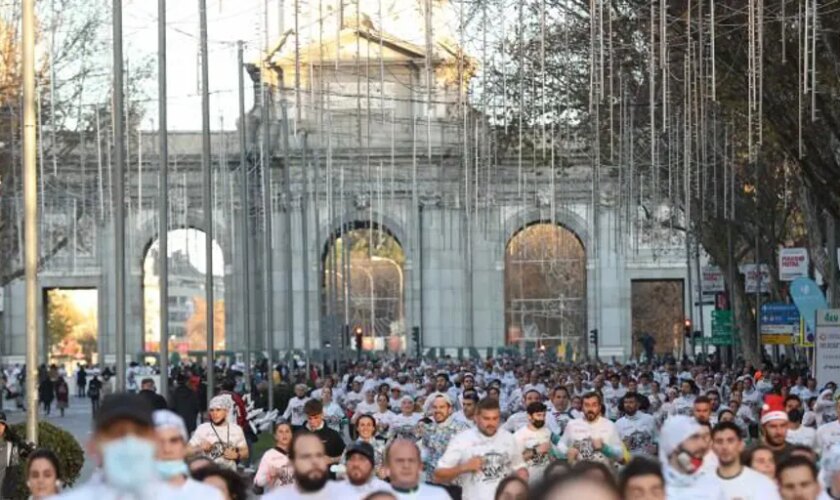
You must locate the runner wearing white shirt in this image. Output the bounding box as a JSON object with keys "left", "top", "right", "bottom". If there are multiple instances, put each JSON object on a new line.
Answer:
{"left": 817, "top": 404, "right": 840, "bottom": 457}
{"left": 557, "top": 392, "right": 627, "bottom": 466}
{"left": 341, "top": 441, "right": 393, "bottom": 497}
{"left": 615, "top": 394, "right": 657, "bottom": 457}
{"left": 352, "top": 390, "right": 380, "bottom": 424}
{"left": 451, "top": 391, "right": 478, "bottom": 428}
{"left": 502, "top": 388, "right": 542, "bottom": 433}
{"left": 283, "top": 385, "right": 312, "bottom": 427}
{"left": 385, "top": 439, "right": 451, "bottom": 500}
{"left": 152, "top": 409, "right": 225, "bottom": 500}
{"left": 787, "top": 409, "right": 817, "bottom": 448}
{"left": 546, "top": 386, "right": 574, "bottom": 436}
{"left": 389, "top": 397, "right": 423, "bottom": 440}
{"left": 187, "top": 395, "right": 248, "bottom": 470}
{"left": 513, "top": 402, "right": 552, "bottom": 483}
{"left": 263, "top": 433, "right": 353, "bottom": 500}
{"left": 372, "top": 393, "right": 396, "bottom": 437}
{"left": 711, "top": 420, "right": 781, "bottom": 500}
{"left": 435, "top": 398, "right": 527, "bottom": 500}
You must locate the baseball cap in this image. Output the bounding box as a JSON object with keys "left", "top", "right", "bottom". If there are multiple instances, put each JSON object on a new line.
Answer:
{"left": 0, "top": 411, "right": 7, "bottom": 425}
{"left": 345, "top": 441, "right": 375, "bottom": 465}
{"left": 95, "top": 393, "right": 154, "bottom": 431}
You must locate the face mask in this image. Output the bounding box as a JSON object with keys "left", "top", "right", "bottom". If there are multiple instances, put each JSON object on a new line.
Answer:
{"left": 101, "top": 436, "right": 157, "bottom": 491}
{"left": 532, "top": 420, "right": 545, "bottom": 429}
{"left": 156, "top": 459, "right": 188, "bottom": 480}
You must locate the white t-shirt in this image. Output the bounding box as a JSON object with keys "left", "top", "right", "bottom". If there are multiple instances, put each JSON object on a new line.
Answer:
{"left": 340, "top": 477, "right": 393, "bottom": 498}
{"left": 264, "top": 480, "right": 352, "bottom": 500}
{"left": 557, "top": 416, "right": 625, "bottom": 465}
{"left": 787, "top": 425, "right": 817, "bottom": 448}
{"left": 502, "top": 411, "right": 529, "bottom": 433}
{"left": 817, "top": 421, "right": 840, "bottom": 456}
{"left": 174, "top": 478, "right": 225, "bottom": 500}
{"left": 188, "top": 421, "right": 247, "bottom": 469}
{"left": 283, "top": 396, "right": 311, "bottom": 426}
{"left": 391, "top": 483, "right": 451, "bottom": 500}
{"left": 390, "top": 413, "right": 423, "bottom": 439}
{"left": 615, "top": 412, "right": 657, "bottom": 456}
{"left": 437, "top": 428, "right": 525, "bottom": 500}
{"left": 717, "top": 466, "right": 781, "bottom": 500}
{"left": 547, "top": 406, "right": 573, "bottom": 436}
{"left": 513, "top": 425, "right": 552, "bottom": 482}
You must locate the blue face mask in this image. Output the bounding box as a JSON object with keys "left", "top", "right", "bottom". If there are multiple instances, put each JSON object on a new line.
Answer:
{"left": 155, "top": 459, "right": 188, "bottom": 480}
{"left": 101, "top": 436, "right": 156, "bottom": 491}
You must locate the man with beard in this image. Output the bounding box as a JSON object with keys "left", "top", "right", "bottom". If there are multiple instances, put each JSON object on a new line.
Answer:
{"left": 513, "top": 402, "right": 552, "bottom": 482}
{"left": 435, "top": 398, "right": 527, "bottom": 500}
{"left": 558, "top": 392, "right": 627, "bottom": 466}
{"left": 616, "top": 393, "right": 657, "bottom": 457}
{"left": 547, "top": 386, "right": 573, "bottom": 436}
{"left": 711, "top": 421, "right": 780, "bottom": 500}
{"left": 265, "top": 432, "right": 350, "bottom": 499}
{"left": 693, "top": 396, "right": 713, "bottom": 425}
{"left": 658, "top": 415, "right": 727, "bottom": 499}
{"left": 419, "top": 394, "right": 469, "bottom": 482}
{"left": 385, "top": 440, "right": 450, "bottom": 500}
{"left": 502, "top": 388, "right": 542, "bottom": 432}
{"left": 341, "top": 442, "right": 392, "bottom": 496}
{"left": 187, "top": 395, "right": 248, "bottom": 470}
{"left": 761, "top": 395, "right": 795, "bottom": 462}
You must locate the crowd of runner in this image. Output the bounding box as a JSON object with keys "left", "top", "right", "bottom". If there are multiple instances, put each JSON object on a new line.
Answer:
{"left": 7, "top": 352, "right": 840, "bottom": 500}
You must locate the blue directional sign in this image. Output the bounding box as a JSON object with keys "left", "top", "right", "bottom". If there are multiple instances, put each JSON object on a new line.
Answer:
{"left": 760, "top": 303, "right": 800, "bottom": 345}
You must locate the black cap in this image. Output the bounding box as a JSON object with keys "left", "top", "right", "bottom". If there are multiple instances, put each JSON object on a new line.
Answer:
{"left": 345, "top": 441, "right": 375, "bottom": 465}
{"left": 0, "top": 411, "right": 7, "bottom": 424}
{"left": 95, "top": 393, "right": 154, "bottom": 431}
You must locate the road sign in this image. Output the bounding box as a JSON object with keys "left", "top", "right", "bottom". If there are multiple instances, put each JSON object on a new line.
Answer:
{"left": 711, "top": 310, "right": 734, "bottom": 345}
{"left": 760, "top": 303, "right": 799, "bottom": 345}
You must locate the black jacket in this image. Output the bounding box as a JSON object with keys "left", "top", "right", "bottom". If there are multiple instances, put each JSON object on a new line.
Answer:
{"left": 139, "top": 389, "right": 168, "bottom": 411}
{"left": 169, "top": 384, "right": 201, "bottom": 434}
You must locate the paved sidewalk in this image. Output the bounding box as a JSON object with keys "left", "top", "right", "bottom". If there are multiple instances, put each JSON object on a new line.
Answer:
{"left": 4, "top": 396, "right": 97, "bottom": 482}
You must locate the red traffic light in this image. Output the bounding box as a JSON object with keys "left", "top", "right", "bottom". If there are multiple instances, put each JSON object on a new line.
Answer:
{"left": 354, "top": 326, "right": 363, "bottom": 336}
{"left": 684, "top": 319, "right": 692, "bottom": 328}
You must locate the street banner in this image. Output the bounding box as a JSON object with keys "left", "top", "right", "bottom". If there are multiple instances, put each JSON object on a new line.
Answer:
{"left": 779, "top": 247, "right": 809, "bottom": 281}
{"left": 701, "top": 266, "right": 725, "bottom": 293}
{"left": 759, "top": 303, "right": 799, "bottom": 345}
{"left": 815, "top": 309, "right": 840, "bottom": 388}
{"left": 740, "top": 264, "right": 770, "bottom": 293}
{"left": 790, "top": 277, "right": 828, "bottom": 343}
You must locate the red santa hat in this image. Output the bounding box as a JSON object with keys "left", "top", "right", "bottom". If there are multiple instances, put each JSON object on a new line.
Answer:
{"left": 761, "top": 394, "right": 789, "bottom": 425}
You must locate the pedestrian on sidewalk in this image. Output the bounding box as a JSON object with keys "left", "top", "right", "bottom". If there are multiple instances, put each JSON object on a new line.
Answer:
{"left": 38, "top": 377, "right": 54, "bottom": 416}
{"left": 87, "top": 375, "right": 102, "bottom": 416}
{"left": 75, "top": 364, "right": 86, "bottom": 398}
{"left": 55, "top": 377, "right": 69, "bottom": 417}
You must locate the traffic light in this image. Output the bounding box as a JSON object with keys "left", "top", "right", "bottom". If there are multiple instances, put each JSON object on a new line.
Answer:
{"left": 589, "top": 329, "right": 599, "bottom": 344}
{"left": 684, "top": 319, "right": 692, "bottom": 338}
{"left": 354, "top": 326, "right": 363, "bottom": 350}
{"left": 411, "top": 326, "right": 421, "bottom": 354}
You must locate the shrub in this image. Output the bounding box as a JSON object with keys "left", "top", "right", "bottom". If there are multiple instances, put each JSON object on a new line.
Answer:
{"left": 6, "top": 421, "right": 84, "bottom": 499}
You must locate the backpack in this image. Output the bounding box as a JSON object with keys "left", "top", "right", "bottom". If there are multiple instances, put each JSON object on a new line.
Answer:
{"left": 88, "top": 382, "right": 100, "bottom": 398}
